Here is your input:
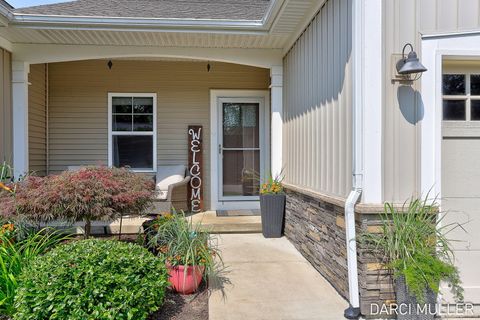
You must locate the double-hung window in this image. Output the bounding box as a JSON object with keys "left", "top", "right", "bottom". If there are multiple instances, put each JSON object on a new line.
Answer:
{"left": 108, "top": 93, "right": 156, "bottom": 172}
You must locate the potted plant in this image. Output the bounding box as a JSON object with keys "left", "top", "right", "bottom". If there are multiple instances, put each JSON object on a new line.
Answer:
{"left": 259, "top": 175, "right": 285, "bottom": 238}
{"left": 147, "top": 212, "right": 222, "bottom": 294}
{"left": 241, "top": 168, "right": 260, "bottom": 196}
{"left": 360, "top": 198, "right": 464, "bottom": 320}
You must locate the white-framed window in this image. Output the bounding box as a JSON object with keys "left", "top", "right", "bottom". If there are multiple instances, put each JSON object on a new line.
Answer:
{"left": 108, "top": 93, "right": 157, "bottom": 172}
{"left": 442, "top": 73, "right": 480, "bottom": 121}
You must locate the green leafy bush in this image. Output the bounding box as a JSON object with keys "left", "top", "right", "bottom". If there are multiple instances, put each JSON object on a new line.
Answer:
{"left": 0, "top": 227, "right": 68, "bottom": 317}
{"left": 14, "top": 239, "right": 168, "bottom": 320}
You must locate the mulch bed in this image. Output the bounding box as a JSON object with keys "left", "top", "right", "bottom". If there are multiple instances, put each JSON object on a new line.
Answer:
{"left": 148, "top": 282, "right": 209, "bottom": 320}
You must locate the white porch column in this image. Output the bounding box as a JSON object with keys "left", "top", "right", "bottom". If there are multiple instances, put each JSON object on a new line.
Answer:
{"left": 270, "top": 65, "right": 283, "bottom": 179}
{"left": 12, "top": 61, "right": 29, "bottom": 179}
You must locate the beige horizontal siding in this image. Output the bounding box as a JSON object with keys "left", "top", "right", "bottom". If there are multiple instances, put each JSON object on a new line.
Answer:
{"left": 28, "top": 64, "right": 47, "bottom": 176}
{"left": 0, "top": 48, "right": 12, "bottom": 166}
{"left": 283, "top": 0, "right": 352, "bottom": 198}
{"left": 48, "top": 59, "right": 270, "bottom": 209}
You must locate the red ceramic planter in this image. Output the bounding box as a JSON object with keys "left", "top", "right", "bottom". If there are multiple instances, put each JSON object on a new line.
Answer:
{"left": 167, "top": 264, "right": 205, "bottom": 294}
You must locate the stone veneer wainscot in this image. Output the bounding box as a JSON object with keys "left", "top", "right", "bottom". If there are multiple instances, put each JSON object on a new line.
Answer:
{"left": 283, "top": 184, "right": 395, "bottom": 317}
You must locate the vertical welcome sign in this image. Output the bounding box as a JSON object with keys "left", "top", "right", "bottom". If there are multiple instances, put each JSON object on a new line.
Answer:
{"left": 188, "top": 125, "right": 203, "bottom": 213}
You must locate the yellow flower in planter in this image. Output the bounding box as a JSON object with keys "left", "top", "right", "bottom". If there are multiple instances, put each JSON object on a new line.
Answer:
{"left": 260, "top": 176, "right": 284, "bottom": 195}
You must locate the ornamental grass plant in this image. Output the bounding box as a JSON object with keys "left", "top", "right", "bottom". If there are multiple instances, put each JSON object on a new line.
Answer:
{"left": 147, "top": 212, "right": 223, "bottom": 281}
{"left": 359, "top": 197, "right": 464, "bottom": 303}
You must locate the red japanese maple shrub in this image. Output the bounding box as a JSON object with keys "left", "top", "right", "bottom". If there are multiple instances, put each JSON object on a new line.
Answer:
{"left": 0, "top": 167, "right": 154, "bottom": 237}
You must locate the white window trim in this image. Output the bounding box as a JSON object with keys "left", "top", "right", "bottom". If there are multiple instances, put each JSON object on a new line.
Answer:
{"left": 108, "top": 92, "right": 157, "bottom": 173}
{"left": 421, "top": 33, "right": 480, "bottom": 199}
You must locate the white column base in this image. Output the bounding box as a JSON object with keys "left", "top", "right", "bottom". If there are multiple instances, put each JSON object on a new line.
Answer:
{"left": 12, "top": 61, "right": 29, "bottom": 179}
{"left": 270, "top": 66, "right": 283, "bottom": 179}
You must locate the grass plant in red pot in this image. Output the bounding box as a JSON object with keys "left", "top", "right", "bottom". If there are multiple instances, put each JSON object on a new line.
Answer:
{"left": 147, "top": 212, "right": 222, "bottom": 295}
{"left": 260, "top": 175, "right": 286, "bottom": 238}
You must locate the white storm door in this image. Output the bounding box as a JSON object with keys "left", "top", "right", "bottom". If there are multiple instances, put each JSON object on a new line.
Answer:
{"left": 218, "top": 98, "right": 265, "bottom": 202}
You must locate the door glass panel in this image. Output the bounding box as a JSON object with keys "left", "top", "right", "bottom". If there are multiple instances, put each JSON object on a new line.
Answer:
{"left": 443, "top": 100, "right": 466, "bottom": 120}
{"left": 222, "top": 150, "right": 260, "bottom": 196}
{"left": 223, "top": 103, "right": 259, "bottom": 148}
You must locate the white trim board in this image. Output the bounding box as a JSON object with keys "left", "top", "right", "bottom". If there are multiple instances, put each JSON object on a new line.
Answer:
{"left": 107, "top": 92, "right": 157, "bottom": 173}
{"left": 12, "top": 44, "right": 283, "bottom": 69}
{"left": 421, "top": 33, "right": 480, "bottom": 200}
{"left": 421, "top": 31, "right": 480, "bottom": 306}
{"left": 210, "top": 89, "right": 270, "bottom": 211}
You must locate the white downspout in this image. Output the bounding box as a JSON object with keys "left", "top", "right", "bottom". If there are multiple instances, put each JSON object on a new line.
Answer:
{"left": 344, "top": 0, "right": 363, "bottom": 318}
{"left": 45, "top": 63, "right": 49, "bottom": 175}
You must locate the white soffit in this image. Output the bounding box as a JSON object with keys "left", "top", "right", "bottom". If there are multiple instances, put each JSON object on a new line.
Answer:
{"left": 0, "top": 0, "right": 321, "bottom": 50}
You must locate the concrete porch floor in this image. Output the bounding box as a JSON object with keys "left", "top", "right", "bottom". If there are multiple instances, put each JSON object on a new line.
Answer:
{"left": 48, "top": 210, "right": 262, "bottom": 235}
{"left": 209, "top": 233, "right": 348, "bottom": 320}
{"left": 189, "top": 211, "right": 261, "bottom": 233}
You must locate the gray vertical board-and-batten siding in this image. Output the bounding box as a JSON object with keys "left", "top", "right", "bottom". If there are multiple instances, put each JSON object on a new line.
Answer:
{"left": 0, "top": 48, "right": 12, "bottom": 165}
{"left": 283, "top": 0, "right": 352, "bottom": 198}
{"left": 383, "top": 0, "right": 480, "bottom": 202}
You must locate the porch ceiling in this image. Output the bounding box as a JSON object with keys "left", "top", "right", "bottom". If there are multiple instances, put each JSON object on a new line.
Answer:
{"left": 0, "top": 0, "right": 322, "bottom": 50}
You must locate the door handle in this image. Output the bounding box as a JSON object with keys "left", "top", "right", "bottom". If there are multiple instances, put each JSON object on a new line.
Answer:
{"left": 218, "top": 144, "right": 222, "bottom": 154}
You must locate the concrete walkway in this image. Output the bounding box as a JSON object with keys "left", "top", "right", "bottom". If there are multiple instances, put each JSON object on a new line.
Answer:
{"left": 209, "top": 234, "right": 348, "bottom": 320}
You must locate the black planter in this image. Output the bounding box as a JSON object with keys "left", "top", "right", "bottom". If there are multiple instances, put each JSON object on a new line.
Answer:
{"left": 395, "top": 275, "right": 437, "bottom": 320}
{"left": 260, "top": 194, "right": 286, "bottom": 238}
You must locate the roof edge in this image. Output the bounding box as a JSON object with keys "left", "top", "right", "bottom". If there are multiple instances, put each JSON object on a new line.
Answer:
{"left": 6, "top": 0, "right": 285, "bottom": 33}
{"left": 10, "top": 14, "right": 266, "bottom": 32}
{"left": 0, "top": 1, "right": 12, "bottom": 26}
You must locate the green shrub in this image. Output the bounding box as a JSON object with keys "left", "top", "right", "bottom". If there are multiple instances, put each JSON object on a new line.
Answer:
{"left": 0, "top": 227, "right": 68, "bottom": 317}
{"left": 14, "top": 239, "right": 168, "bottom": 320}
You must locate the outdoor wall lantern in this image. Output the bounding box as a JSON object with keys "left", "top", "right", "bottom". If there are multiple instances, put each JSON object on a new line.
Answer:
{"left": 393, "top": 43, "right": 427, "bottom": 82}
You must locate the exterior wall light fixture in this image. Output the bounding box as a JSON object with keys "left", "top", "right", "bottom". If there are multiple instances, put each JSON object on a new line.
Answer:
{"left": 392, "top": 43, "right": 427, "bottom": 82}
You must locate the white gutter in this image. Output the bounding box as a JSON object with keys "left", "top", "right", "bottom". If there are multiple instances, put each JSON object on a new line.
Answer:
{"left": 45, "top": 63, "right": 49, "bottom": 175}
{"left": 344, "top": 0, "right": 363, "bottom": 318}
{"left": 11, "top": 14, "right": 264, "bottom": 30}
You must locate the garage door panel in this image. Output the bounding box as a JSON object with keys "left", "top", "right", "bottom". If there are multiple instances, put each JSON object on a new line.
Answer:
{"left": 442, "top": 138, "right": 480, "bottom": 197}
{"left": 442, "top": 198, "right": 480, "bottom": 250}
